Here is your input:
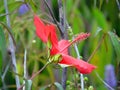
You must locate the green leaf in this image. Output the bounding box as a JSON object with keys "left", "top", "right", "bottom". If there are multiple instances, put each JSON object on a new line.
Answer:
{"left": 108, "top": 31, "right": 120, "bottom": 59}
{"left": 0, "top": 52, "right": 2, "bottom": 76}
{"left": 0, "top": 22, "right": 16, "bottom": 47}
{"left": 95, "top": 27, "right": 102, "bottom": 36}
{"left": 0, "top": 27, "right": 6, "bottom": 59}
{"left": 8, "top": 1, "right": 23, "bottom": 12}
{"left": 39, "top": 86, "right": 47, "bottom": 90}
{"left": 99, "top": 0, "right": 103, "bottom": 10}
{"left": 93, "top": 9, "right": 108, "bottom": 32}
{"left": 27, "top": 0, "right": 37, "bottom": 13}
{"left": 51, "top": 54, "right": 62, "bottom": 63}
{"left": 54, "top": 82, "right": 63, "bottom": 90}
{"left": 0, "top": 26, "right": 6, "bottom": 74}
{"left": 25, "top": 79, "right": 32, "bottom": 90}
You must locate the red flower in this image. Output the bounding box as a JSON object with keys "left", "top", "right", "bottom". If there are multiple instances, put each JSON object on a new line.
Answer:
{"left": 34, "top": 15, "right": 96, "bottom": 74}
{"left": 51, "top": 39, "right": 96, "bottom": 74}
{"left": 34, "top": 15, "right": 58, "bottom": 47}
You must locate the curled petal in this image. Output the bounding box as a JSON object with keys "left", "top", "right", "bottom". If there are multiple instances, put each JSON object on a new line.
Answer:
{"left": 34, "top": 15, "right": 47, "bottom": 42}
{"left": 59, "top": 54, "right": 96, "bottom": 74}
{"left": 34, "top": 15, "right": 58, "bottom": 45}
{"left": 48, "top": 25, "right": 58, "bottom": 48}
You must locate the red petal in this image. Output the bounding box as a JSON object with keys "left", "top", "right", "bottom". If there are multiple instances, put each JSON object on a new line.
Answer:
{"left": 50, "top": 46, "right": 59, "bottom": 55}
{"left": 34, "top": 15, "right": 48, "bottom": 42}
{"left": 48, "top": 25, "right": 58, "bottom": 48}
{"left": 59, "top": 54, "right": 96, "bottom": 74}
{"left": 58, "top": 40, "right": 69, "bottom": 54}
{"left": 50, "top": 40, "right": 69, "bottom": 55}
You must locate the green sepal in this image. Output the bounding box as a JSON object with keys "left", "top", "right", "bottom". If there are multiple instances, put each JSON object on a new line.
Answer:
{"left": 50, "top": 54, "right": 62, "bottom": 63}
{"left": 47, "top": 39, "right": 52, "bottom": 58}
{"left": 47, "top": 39, "right": 52, "bottom": 49}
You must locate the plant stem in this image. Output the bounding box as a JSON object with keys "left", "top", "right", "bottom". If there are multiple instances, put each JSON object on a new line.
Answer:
{"left": 87, "top": 34, "right": 106, "bottom": 62}
{"left": 23, "top": 49, "right": 27, "bottom": 90}
{"left": 1, "top": 60, "right": 11, "bottom": 90}
{"left": 30, "top": 61, "right": 51, "bottom": 80}
{"left": 4, "top": 0, "right": 20, "bottom": 89}
{"left": 116, "top": 0, "right": 120, "bottom": 11}
{"left": 61, "top": 67, "right": 67, "bottom": 90}
{"left": 18, "top": 61, "right": 51, "bottom": 90}
{"left": 95, "top": 71, "right": 115, "bottom": 90}
{"left": 44, "top": 0, "right": 63, "bottom": 36}
{"left": 24, "top": 49, "right": 27, "bottom": 79}
{"left": 58, "top": 0, "right": 68, "bottom": 89}
{"left": 74, "top": 40, "right": 84, "bottom": 90}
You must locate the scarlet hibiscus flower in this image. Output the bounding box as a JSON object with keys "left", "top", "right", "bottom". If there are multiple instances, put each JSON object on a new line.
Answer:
{"left": 34, "top": 15, "right": 96, "bottom": 74}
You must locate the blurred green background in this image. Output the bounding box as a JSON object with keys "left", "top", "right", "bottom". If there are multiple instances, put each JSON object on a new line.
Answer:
{"left": 0, "top": 0, "right": 120, "bottom": 90}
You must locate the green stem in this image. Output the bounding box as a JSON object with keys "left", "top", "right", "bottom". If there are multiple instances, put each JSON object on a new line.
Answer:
{"left": 4, "top": 0, "right": 20, "bottom": 88}
{"left": 95, "top": 71, "right": 115, "bottom": 90}
{"left": 44, "top": 0, "right": 63, "bottom": 36}
{"left": 30, "top": 61, "right": 51, "bottom": 80}
{"left": 23, "top": 49, "right": 27, "bottom": 90}
{"left": 18, "top": 61, "right": 51, "bottom": 90}
{"left": 87, "top": 34, "right": 106, "bottom": 62}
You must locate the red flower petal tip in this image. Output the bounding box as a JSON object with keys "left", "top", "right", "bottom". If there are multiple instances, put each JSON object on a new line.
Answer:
{"left": 34, "top": 15, "right": 47, "bottom": 42}
{"left": 59, "top": 54, "right": 96, "bottom": 74}
{"left": 34, "top": 15, "right": 58, "bottom": 44}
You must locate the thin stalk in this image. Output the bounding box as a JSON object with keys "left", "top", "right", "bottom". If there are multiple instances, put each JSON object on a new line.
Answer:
{"left": 23, "top": 49, "right": 27, "bottom": 90}
{"left": 87, "top": 34, "right": 106, "bottom": 62}
{"left": 44, "top": 0, "right": 63, "bottom": 36}
{"left": 58, "top": 0, "right": 68, "bottom": 89}
{"left": 4, "top": 0, "right": 20, "bottom": 88}
{"left": 58, "top": 0, "right": 65, "bottom": 34}
{"left": 30, "top": 61, "right": 51, "bottom": 80}
{"left": 116, "top": 0, "right": 120, "bottom": 11}
{"left": 74, "top": 41, "right": 84, "bottom": 90}
{"left": 1, "top": 60, "right": 11, "bottom": 90}
{"left": 94, "top": 0, "right": 97, "bottom": 8}
{"left": 18, "top": 61, "right": 51, "bottom": 90}
{"left": 24, "top": 49, "right": 27, "bottom": 78}
{"left": 95, "top": 71, "right": 115, "bottom": 90}
{"left": 61, "top": 67, "right": 67, "bottom": 90}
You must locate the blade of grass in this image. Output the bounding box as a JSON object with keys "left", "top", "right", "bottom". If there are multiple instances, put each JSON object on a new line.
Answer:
{"left": 108, "top": 31, "right": 120, "bottom": 59}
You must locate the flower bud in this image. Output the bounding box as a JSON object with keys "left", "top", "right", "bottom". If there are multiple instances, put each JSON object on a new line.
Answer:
{"left": 18, "top": 4, "right": 30, "bottom": 16}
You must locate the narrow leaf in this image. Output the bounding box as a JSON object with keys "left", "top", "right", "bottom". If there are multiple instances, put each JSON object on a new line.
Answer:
{"left": 0, "top": 22, "right": 16, "bottom": 47}
{"left": 0, "top": 27, "right": 6, "bottom": 75}
{"left": 108, "top": 31, "right": 120, "bottom": 59}
{"left": 95, "top": 27, "right": 102, "bottom": 36}
{"left": 0, "top": 26, "right": 6, "bottom": 59}
{"left": 0, "top": 52, "right": 2, "bottom": 75}
{"left": 54, "top": 82, "right": 64, "bottom": 90}
{"left": 93, "top": 9, "right": 108, "bottom": 31}
{"left": 25, "top": 79, "right": 32, "bottom": 90}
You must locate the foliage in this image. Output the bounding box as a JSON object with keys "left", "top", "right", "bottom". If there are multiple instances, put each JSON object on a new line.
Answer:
{"left": 0, "top": 0, "right": 120, "bottom": 90}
